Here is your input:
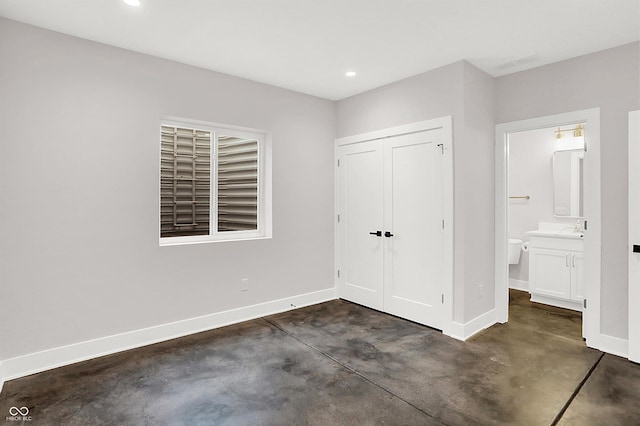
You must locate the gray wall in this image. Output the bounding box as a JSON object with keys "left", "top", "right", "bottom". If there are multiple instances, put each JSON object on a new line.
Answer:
{"left": 0, "top": 19, "right": 336, "bottom": 359}
{"left": 497, "top": 42, "right": 640, "bottom": 339}
{"left": 460, "top": 62, "right": 497, "bottom": 320}
{"left": 336, "top": 62, "right": 465, "bottom": 138}
{"left": 336, "top": 61, "right": 497, "bottom": 323}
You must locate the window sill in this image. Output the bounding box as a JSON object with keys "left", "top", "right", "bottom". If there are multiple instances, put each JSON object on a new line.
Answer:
{"left": 159, "top": 235, "right": 272, "bottom": 247}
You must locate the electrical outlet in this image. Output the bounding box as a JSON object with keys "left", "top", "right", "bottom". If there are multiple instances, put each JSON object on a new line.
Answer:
{"left": 240, "top": 278, "right": 249, "bottom": 292}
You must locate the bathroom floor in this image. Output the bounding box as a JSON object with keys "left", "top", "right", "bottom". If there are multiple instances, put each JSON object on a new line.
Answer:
{"left": 1, "top": 292, "right": 639, "bottom": 425}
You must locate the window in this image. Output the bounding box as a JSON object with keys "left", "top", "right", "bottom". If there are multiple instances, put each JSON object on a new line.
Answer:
{"left": 160, "top": 119, "right": 271, "bottom": 245}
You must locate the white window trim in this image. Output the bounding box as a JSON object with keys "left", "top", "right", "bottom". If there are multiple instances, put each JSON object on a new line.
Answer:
{"left": 159, "top": 117, "right": 272, "bottom": 246}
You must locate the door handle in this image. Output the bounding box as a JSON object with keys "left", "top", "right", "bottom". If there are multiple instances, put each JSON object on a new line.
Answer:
{"left": 369, "top": 231, "right": 382, "bottom": 237}
{"left": 384, "top": 231, "right": 394, "bottom": 238}
{"left": 566, "top": 253, "right": 570, "bottom": 267}
{"left": 572, "top": 254, "right": 576, "bottom": 268}
{"left": 634, "top": 245, "right": 640, "bottom": 253}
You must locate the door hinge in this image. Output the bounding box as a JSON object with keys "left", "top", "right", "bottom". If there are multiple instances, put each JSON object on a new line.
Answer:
{"left": 442, "top": 294, "right": 444, "bottom": 304}
{"left": 583, "top": 299, "right": 587, "bottom": 309}
{"left": 337, "top": 270, "right": 340, "bottom": 278}
{"left": 337, "top": 214, "right": 340, "bottom": 223}
{"left": 337, "top": 159, "right": 340, "bottom": 167}
{"left": 584, "top": 220, "right": 588, "bottom": 230}
{"left": 437, "top": 143, "right": 444, "bottom": 154}
{"left": 442, "top": 219, "right": 445, "bottom": 229}
{"left": 584, "top": 139, "right": 588, "bottom": 152}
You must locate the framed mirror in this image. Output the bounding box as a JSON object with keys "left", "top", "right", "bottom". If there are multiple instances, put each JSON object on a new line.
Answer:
{"left": 553, "top": 149, "right": 584, "bottom": 218}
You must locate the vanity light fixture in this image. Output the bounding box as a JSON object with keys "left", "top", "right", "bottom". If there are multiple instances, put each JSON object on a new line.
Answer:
{"left": 345, "top": 71, "right": 357, "bottom": 77}
{"left": 573, "top": 124, "right": 584, "bottom": 137}
{"left": 123, "top": 0, "right": 141, "bottom": 6}
{"left": 555, "top": 124, "right": 584, "bottom": 139}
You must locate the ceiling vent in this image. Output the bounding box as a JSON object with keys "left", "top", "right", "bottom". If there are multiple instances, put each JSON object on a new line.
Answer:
{"left": 496, "top": 54, "right": 541, "bottom": 71}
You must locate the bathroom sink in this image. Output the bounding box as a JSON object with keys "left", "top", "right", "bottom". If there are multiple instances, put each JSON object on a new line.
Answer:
{"left": 525, "top": 229, "right": 584, "bottom": 239}
{"left": 525, "top": 222, "right": 584, "bottom": 239}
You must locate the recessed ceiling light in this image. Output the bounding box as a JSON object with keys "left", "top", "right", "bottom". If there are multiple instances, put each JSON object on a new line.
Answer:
{"left": 345, "top": 71, "right": 357, "bottom": 77}
{"left": 123, "top": 0, "right": 140, "bottom": 6}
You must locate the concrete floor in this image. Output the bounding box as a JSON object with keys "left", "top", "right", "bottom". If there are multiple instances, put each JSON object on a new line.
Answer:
{"left": 1, "top": 290, "right": 639, "bottom": 425}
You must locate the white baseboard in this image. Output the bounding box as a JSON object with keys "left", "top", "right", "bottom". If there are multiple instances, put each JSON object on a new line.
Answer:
{"left": 0, "top": 287, "right": 337, "bottom": 388}
{"left": 589, "top": 333, "right": 629, "bottom": 359}
{"left": 530, "top": 294, "right": 582, "bottom": 312}
{"left": 509, "top": 279, "right": 529, "bottom": 292}
{"left": 446, "top": 309, "right": 496, "bottom": 341}
{"left": 4, "top": 289, "right": 630, "bottom": 394}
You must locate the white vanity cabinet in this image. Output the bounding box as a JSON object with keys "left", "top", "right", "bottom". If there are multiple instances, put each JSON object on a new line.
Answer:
{"left": 527, "top": 232, "right": 584, "bottom": 311}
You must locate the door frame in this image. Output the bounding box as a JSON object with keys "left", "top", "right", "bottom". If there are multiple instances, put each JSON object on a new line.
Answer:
{"left": 335, "top": 116, "right": 454, "bottom": 335}
{"left": 629, "top": 110, "right": 640, "bottom": 363}
{"left": 494, "top": 108, "right": 601, "bottom": 346}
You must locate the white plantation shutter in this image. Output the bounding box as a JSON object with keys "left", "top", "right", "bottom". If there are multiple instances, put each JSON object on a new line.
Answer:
{"left": 159, "top": 120, "right": 269, "bottom": 245}
{"left": 160, "top": 125, "right": 211, "bottom": 238}
{"left": 217, "top": 136, "right": 258, "bottom": 231}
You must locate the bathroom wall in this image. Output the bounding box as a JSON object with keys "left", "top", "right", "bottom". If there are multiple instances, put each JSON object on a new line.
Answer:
{"left": 508, "top": 127, "right": 581, "bottom": 286}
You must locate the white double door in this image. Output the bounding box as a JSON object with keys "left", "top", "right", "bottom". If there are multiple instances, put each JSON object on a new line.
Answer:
{"left": 337, "top": 130, "right": 444, "bottom": 329}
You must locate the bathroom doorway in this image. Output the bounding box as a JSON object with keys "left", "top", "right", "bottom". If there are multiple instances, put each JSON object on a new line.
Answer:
{"left": 507, "top": 125, "right": 586, "bottom": 340}
{"left": 495, "top": 108, "right": 601, "bottom": 347}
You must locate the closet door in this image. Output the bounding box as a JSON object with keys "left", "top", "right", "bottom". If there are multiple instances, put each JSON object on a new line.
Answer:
{"left": 337, "top": 141, "right": 384, "bottom": 310}
{"left": 383, "top": 130, "right": 444, "bottom": 328}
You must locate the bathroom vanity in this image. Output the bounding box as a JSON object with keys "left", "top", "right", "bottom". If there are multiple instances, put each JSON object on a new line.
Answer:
{"left": 526, "top": 225, "right": 584, "bottom": 311}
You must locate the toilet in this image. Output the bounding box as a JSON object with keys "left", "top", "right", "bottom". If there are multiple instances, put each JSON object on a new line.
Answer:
{"left": 508, "top": 239, "right": 523, "bottom": 265}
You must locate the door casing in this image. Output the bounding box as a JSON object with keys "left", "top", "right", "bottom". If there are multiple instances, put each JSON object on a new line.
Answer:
{"left": 628, "top": 110, "right": 640, "bottom": 363}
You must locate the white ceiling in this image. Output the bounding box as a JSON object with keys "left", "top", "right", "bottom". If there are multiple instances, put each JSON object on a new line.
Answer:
{"left": 1, "top": 0, "right": 638, "bottom": 100}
